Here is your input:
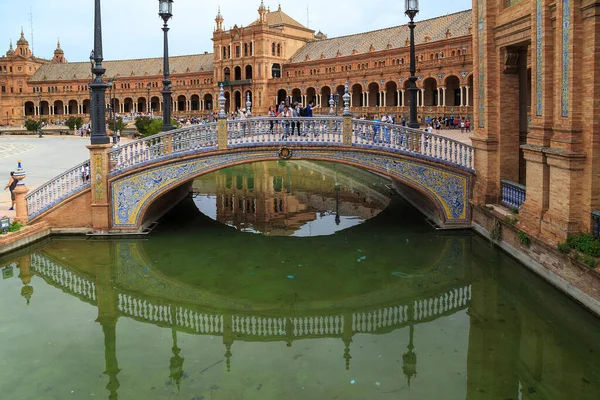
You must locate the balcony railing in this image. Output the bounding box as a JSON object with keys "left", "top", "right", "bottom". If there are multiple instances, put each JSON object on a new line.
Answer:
{"left": 218, "top": 79, "right": 253, "bottom": 87}
{"left": 592, "top": 211, "right": 600, "bottom": 239}
{"left": 500, "top": 180, "right": 526, "bottom": 210}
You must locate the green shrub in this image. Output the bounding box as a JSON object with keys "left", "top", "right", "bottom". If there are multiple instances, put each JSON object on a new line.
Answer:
{"left": 485, "top": 205, "right": 495, "bottom": 211}
{"left": 8, "top": 221, "right": 22, "bottom": 232}
{"left": 566, "top": 234, "right": 600, "bottom": 258}
{"left": 510, "top": 207, "right": 519, "bottom": 214}
{"left": 518, "top": 231, "right": 531, "bottom": 248}
{"left": 557, "top": 242, "right": 571, "bottom": 254}
{"left": 504, "top": 215, "right": 519, "bottom": 225}
{"left": 583, "top": 255, "right": 598, "bottom": 269}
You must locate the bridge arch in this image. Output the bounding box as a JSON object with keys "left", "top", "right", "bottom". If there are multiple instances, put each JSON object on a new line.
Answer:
{"left": 110, "top": 148, "right": 470, "bottom": 230}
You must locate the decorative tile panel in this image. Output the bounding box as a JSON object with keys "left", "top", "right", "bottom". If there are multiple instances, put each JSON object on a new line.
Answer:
{"left": 93, "top": 154, "right": 103, "bottom": 201}
{"left": 561, "top": 0, "right": 570, "bottom": 117}
{"left": 477, "top": 0, "right": 486, "bottom": 128}
{"left": 536, "top": 0, "right": 543, "bottom": 116}
{"left": 112, "top": 150, "right": 470, "bottom": 228}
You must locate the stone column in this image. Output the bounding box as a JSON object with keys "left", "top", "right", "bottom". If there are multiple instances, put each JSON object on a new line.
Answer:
{"left": 382, "top": 90, "right": 387, "bottom": 107}
{"left": 465, "top": 86, "right": 470, "bottom": 107}
{"left": 349, "top": 92, "right": 353, "bottom": 107}
{"left": 87, "top": 144, "right": 113, "bottom": 232}
{"left": 460, "top": 86, "right": 464, "bottom": 106}
{"left": 364, "top": 92, "right": 369, "bottom": 107}
{"left": 541, "top": 152, "right": 587, "bottom": 242}
{"left": 13, "top": 185, "right": 29, "bottom": 225}
{"left": 442, "top": 87, "right": 447, "bottom": 106}
{"left": 520, "top": 147, "right": 549, "bottom": 234}
{"left": 420, "top": 88, "right": 425, "bottom": 107}
{"left": 400, "top": 89, "right": 405, "bottom": 107}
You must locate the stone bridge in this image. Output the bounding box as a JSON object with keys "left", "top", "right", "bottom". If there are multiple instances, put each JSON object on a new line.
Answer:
{"left": 23, "top": 115, "right": 474, "bottom": 232}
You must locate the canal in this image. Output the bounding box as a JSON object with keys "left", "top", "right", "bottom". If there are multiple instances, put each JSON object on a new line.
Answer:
{"left": 0, "top": 161, "right": 599, "bottom": 399}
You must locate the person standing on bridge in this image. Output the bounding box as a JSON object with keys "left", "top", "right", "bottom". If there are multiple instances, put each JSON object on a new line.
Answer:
{"left": 3, "top": 171, "right": 17, "bottom": 211}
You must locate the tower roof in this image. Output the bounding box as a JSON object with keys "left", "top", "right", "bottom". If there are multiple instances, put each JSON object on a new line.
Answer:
{"left": 6, "top": 41, "right": 14, "bottom": 56}
{"left": 54, "top": 40, "right": 64, "bottom": 54}
{"left": 215, "top": 6, "right": 223, "bottom": 21}
{"left": 16, "top": 28, "right": 28, "bottom": 46}
{"left": 249, "top": 5, "right": 310, "bottom": 30}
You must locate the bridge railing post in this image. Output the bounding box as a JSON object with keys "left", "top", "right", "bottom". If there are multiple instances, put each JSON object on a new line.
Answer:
{"left": 343, "top": 116, "right": 353, "bottom": 146}
{"left": 218, "top": 119, "right": 228, "bottom": 150}
{"left": 87, "top": 144, "right": 112, "bottom": 232}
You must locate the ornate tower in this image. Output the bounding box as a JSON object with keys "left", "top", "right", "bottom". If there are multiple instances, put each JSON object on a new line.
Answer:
{"left": 5, "top": 40, "right": 14, "bottom": 57}
{"left": 258, "top": 0, "right": 267, "bottom": 24}
{"left": 215, "top": 7, "right": 224, "bottom": 32}
{"left": 52, "top": 40, "right": 66, "bottom": 63}
{"left": 15, "top": 28, "right": 31, "bottom": 57}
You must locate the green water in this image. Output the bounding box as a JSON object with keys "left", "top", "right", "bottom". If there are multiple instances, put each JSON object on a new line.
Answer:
{"left": 1, "top": 161, "right": 599, "bottom": 400}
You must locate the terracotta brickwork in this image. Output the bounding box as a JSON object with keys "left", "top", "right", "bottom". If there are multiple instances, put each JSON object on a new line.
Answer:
{"left": 0, "top": 4, "right": 474, "bottom": 125}
{"left": 473, "top": 0, "right": 600, "bottom": 243}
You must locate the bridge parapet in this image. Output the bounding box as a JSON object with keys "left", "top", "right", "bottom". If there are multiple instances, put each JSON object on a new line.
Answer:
{"left": 25, "top": 160, "right": 91, "bottom": 220}
{"left": 109, "top": 122, "right": 219, "bottom": 173}
{"left": 108, "top": 116, "right": 473, "bottom": 175}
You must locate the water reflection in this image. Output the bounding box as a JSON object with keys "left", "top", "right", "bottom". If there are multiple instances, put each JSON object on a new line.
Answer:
{"left": 192, "top": 161, "right": 391, "bottom": 236}
{"left": 1, "top": 231, "right": 599, "bottom": 399}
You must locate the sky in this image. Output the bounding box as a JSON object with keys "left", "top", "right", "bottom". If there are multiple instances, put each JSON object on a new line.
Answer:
{"left": 0, "top": 0, "right": 472, "bottom": 62}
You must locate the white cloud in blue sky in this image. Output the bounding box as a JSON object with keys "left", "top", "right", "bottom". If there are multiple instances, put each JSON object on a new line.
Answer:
{"left": 0, "top": 0, "right": 473, "bottom": 62}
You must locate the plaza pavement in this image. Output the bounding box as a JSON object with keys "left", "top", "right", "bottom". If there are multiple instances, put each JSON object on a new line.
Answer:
{"left": 0, "top": 128, "right": 472, "bottom": 220}
{"left": 0, "top": 134, "right": 131, "bottom": 220}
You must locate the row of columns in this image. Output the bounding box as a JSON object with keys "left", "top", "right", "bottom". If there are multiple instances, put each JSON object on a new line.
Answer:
{"left": 343, "top": 85, "right": 470, "bottom": 107}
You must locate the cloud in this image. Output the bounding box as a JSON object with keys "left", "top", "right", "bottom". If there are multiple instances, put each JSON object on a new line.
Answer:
{"left": 0, "top": 0, "right": 472, "bottom": 62}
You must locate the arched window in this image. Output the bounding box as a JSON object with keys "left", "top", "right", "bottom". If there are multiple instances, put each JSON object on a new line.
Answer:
{"left": 277, "top": 43, "right": 281, "bottom": 56}
{"left": 271, "top": 63, "right": 281, "bottom": 78}
{"left": 272, "top": 43, "right": 276, "bottom": 56}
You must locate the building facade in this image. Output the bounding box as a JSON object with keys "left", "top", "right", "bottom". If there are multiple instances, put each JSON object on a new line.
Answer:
{"left": 0, "top": 3, "right": 473, "bottom": 126}
{"left": 472, "top": 0, "right": 600, "bottom": 243}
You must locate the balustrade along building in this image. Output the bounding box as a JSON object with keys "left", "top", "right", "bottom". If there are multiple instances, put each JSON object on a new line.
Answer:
{"left": 2, "top": 0, "right": 600, "bottom": 281}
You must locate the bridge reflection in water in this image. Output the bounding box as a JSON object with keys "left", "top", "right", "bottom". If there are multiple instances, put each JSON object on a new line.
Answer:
{"left": 5, "top": 233, "right": 599, "bottom": 400}
{"left": 194, "top": 161, "right": 392, "bottom": 236}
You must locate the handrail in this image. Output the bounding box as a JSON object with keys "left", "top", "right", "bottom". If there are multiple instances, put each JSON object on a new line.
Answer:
{"left": 25, "top": 159, "right": 91, "bottom": 219}
{"left": 350, "top": 119, "right": 474, "bottom": 170}
{"left": 108, "top": 122, "right": 218, "bottom": 173}
{"left": 500, "top": 179, "right": 526, "bottom": 210}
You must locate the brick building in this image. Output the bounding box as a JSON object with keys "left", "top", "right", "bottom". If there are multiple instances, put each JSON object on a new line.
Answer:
{"left": 0, "top": 3, "right": 473, "bottom": 126}
{"left": 472, "top": 0, "right": 600, "bottom": 243}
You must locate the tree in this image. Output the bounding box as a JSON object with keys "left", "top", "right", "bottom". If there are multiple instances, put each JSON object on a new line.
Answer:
{"left": 107, "top": 117, "right": 127, "bottom": 133}
{"left": 136, "top": 117, "right": 179, "bottom": 137}
{"left": 65, "top": 116, "right": 84, "bottom": 131}
{"left": 134, "top": 116, "right": 154, "bottom": 135}
{"left": 24, "top": 119, "right": 41, "bottom": 134}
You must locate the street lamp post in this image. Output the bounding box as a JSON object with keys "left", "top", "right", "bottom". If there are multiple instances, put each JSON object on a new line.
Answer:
{"left": 38, "top": 94, "right": 43, "bottom": 138}
{"left": 147, "top": 83, "right": 152, "bottom": 117}
{"left": 108, "top": 78, "right": 117, "bottom": 145}
{"left": 159, "top": 0, "right": 174, "bottom": 131}
{"left": 89, "top": 0, "right": 110, "bottom": 145}
{"left": 405, "top": 0, "right": 419, "bottom": 129}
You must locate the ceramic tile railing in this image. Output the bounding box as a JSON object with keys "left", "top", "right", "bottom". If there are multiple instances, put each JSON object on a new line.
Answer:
{"left": 25, "top": 160, "right": 91, "bottom": 219}
{"left": 592, "top": 211, "right": 600, "bottom": 239}
{"left": 351, "top": 119, "right": 473, "bottom": 170}
{"left": 108, "top": 122, "right": 219, "bottom": 173}
{"left": 500, "top": 180, "right": 526, "bottom": 210}
{"left": 226, "top": 116, "right": 343, "bottom": 146}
